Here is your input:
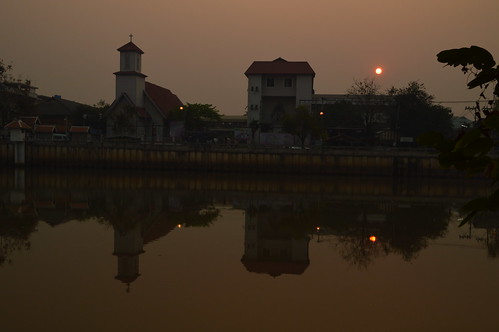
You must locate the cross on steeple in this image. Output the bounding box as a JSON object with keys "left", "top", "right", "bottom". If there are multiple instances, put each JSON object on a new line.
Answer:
{"left": 129, "top": 34, "right": 133, "bottom": 42}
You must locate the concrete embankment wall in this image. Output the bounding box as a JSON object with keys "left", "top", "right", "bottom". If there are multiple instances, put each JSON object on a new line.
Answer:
{"left": 0, "top": 142, "right": 449, "bottom": 176}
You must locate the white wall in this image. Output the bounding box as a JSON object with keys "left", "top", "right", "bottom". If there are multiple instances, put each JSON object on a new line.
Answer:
{"left": 116, "top": 75, "right": 145, "bottom": 107}
{"left": 261, "top": 75, "right": 296, "bottom": 97}
{"left": 247, "top": 75, "right": 262, "bottom": 123}
{"left": 295, "top": 75, "right": 314, "bottom": 107}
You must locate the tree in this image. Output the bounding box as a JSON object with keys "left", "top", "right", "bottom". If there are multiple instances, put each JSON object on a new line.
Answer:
{"left": 0, "top": 60, "right": 36, "bottom": 126}
{"left": 71, "top": 100, "right": 109, "bottom": 125}
{"left": 389, "top": 81, "right": 454, "bottom": 139}
{"left": 0, "top": 59, "right": 14, "bottom": 83}
{"left": 347, "top": 77, "right": 382, "bottom": 141}
{"left": 169, "top": 103, "right": 221, "bottom": 131}
{"left": 418, "top": 46, "right": 499, "bottom": 224}
{"left": 282, "top": 106, "right": 324, "bottom": 147}
{"left": 249, "top": 119, "right": 259, "bottom": 144}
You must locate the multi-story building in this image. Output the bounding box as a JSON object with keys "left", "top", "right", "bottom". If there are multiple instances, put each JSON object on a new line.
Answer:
{"left": 244, "top": 57, "right": 315, "bottom": 132}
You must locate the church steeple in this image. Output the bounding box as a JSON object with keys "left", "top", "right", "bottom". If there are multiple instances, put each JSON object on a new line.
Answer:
{"left": 114, "top": 35, "right": 147, "bottom": 107}
{"left": 117, "top": 34, "right": 144, "bottom": 73}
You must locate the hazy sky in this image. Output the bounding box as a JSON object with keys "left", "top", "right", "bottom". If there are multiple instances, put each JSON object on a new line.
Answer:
{"left": 2, "top": 0, "right": 498, "bottom": 116}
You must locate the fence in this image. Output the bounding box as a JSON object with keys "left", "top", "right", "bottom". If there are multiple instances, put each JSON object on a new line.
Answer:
{"left": 0, "top": 141, "right": 454, "bottom": 177}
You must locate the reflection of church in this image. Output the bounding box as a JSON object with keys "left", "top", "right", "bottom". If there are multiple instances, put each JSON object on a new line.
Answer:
{"left": 113, "top": 223, "right": 144, "bottom": 287}
{"left": 241, "top": 205, "right": 310, "bottom": 277}
{"left": 111, "top": 212, "right": 178, "bottom": 291}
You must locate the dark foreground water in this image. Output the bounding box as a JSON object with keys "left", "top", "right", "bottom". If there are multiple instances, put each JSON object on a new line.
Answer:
{"left": 1, "top": 170, "right": 498, "bottom": 331}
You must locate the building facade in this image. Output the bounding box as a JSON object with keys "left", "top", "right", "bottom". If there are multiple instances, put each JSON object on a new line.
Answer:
{"left": 106, "top": 38, "right": 183, "bottom": 142}
{"left": 244, "top": 58, "right": 315, "bottom": 133}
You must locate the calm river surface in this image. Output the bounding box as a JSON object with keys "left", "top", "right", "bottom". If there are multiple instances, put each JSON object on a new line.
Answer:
{"left": 1, "top": 170, "right": 498, "bottom": 331}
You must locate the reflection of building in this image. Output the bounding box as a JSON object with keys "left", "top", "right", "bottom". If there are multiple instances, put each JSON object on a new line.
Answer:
{"left": 241, "top": 206, "right": 310, "bottom": 277}
{"left": 113, "top": 223, "right": 144, "bottom": 289}
{"left": 109, "top": 197, "right": 177, "bottom": 291}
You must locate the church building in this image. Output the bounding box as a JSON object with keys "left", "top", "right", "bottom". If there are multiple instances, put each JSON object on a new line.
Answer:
{"left": 105, "top": 37, "right": 183, "bottom": 142}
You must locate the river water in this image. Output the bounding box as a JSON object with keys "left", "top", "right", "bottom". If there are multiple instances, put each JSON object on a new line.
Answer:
{"left": 0, "top": 170, "right": 498, "bottom": 331}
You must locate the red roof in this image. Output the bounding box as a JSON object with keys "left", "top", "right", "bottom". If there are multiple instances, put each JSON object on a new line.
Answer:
{"left": 69, "top": 126, "right": 90, "bottom": 134}
{"left": 245, "top": 58, "right": 315, "bottom": 76}
{"left": 117, "top": 41, "right": 144, "bottom": 54}
{"left": 34, "top": 125, "right": 55, "bottom": 133}
{"left": 145, "top": 82, "right": 183, "bottom": 118}
{"left": 4, "top": 120, "right": 31, "bottom": 130}
{"left": 20, "top": 116, "right": 40, "bottom": 127}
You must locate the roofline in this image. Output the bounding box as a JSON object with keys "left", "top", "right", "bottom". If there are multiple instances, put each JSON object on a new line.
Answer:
{"left": 114, "top": 71, "right": 147, "bottom": 78}
{"left": 143, "top": 90, "right": 167, "bottom": 120}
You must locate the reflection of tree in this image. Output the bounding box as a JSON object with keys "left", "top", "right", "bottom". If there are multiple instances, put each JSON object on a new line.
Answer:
{"left": 0, "top": 205, "right": 38, "bottom": 266}
{"left": 472, "top": 216, "right": 499, "bottom": 258}
{"left": 335, "top": 223, "right": 388, "bottom": 268}
{"left": 100, "top": 190, "right": 220, "bottom": 233}
{"left": 167, "top": 194, "right": 220, "bottom": 228}
{"left": 336, "top": 235, "right": 386, "bottom": 269}
{"left": 485, "top": 229, "right": 499, "bottom": 258}
{"left": 319, "top": 201, "right": 450, "bottom": 268}
{"left": 382, "top": 205, "right": 448, "bottom": 261}
{"left": 246, "top": 200, "right": 447, "bottom": 269}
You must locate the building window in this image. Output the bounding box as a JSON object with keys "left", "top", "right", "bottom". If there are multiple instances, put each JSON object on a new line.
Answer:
{"left": 266, "top": 78, "right": 274, "bottom": 87}
{"left": 284, "top": 78, "right": 293, "bottom": 87}
{"left": 250, "top": 86, "right": 254, "bottom": 92}
{"left": 250, "top": 105, "right": 254, "bottom": 110}
{"left": 124, "top": 54, "right": 131, "bottom": 70}
{"left": 255, "top": 105, "right": 258, "bottom": 110}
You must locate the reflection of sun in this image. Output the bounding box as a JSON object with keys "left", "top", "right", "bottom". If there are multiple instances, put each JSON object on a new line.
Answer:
{"left": 375, "top": 67, "right": 383, "bottom": 75}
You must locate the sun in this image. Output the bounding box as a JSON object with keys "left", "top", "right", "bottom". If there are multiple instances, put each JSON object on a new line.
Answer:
{"left": 375, "top": 67, "right": 383, "bottom": 75}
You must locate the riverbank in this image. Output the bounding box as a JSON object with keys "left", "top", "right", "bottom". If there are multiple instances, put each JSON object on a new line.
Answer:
{"left": 0, "top": 141, "right": 456, "bottom": 177}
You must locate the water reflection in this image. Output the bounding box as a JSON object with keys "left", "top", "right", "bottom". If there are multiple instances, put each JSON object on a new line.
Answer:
{"left": 0, "top": 169, "right": 496, "bottom": 277}
{"left": 0, "top": 200, "right": 36, "bottom": 265}
{"left": 242, "top": 204, "right": 311, "bottom": 276}
{"left": 316, "top": 202, "right": 450, "bottom": 267}
{"left": 3, "top": 170, "right": 499, "bottom": 331}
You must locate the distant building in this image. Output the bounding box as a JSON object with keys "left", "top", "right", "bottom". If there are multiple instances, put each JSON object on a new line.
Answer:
{"left": 244, "top": 58, "right": 315, "bottom": 134}
{"left": 69, "top": 126, "right": 91, "bottom": 143}
{"left": 19, "top": 116, "right": 40, "bottom": 129}
{"left": 2, "top": 81, "right": 38, "bottom": 99}
{"left": 33, "top": 95, "right": 87, "bottom": 134}
{"left": 105, "top": 38, "right": 183, "bottom": 142}
{"left": 452, "top": 116, "right": 473, "bottom": 130}
{"left": 33, "top": 124, "right": 55, "bottom": 141}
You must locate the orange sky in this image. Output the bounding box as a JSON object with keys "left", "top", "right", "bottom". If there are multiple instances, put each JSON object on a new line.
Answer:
{"left": 2, "top": 0, "right": 498, "bottom": 116}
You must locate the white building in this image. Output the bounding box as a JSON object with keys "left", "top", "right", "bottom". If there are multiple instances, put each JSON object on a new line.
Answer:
{"left": 106, "top": 38, "right": 183, "bottom": 142}
{"left": 244, "top": 58, "right": 315, "bottom": 131}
